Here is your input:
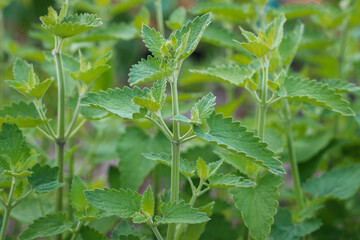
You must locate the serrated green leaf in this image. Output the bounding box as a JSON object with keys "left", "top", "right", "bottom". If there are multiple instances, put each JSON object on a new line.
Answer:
{"left": 6, "top": 58, "right": 53, "bottom": 98}
{"left": 166, "top": 7, "right": 186, "bottom": 30}
{"left": 133, "top": 96, "right": 161, "bottom": 112}
{"left": 84, "top": 188, "right": 142, "bottom": 218}
{"left": 142, "top": 25, "right": 165, "bottom": 58}
{"left": 234, "top": 40, "right": 270, "bottom": 58}
{"left": 303, "top": 164, "right": 360, "bottom": 200}
{"left": 230, "top": 174, "right": 283, "bottom": 240}
{"left": 141, "top": 185, "right": 154, "bottom": 217}
{"left": 190, "top": 65, "right": 255, "bottom": 87}
{"left": 117, "top": 127, "right": 169, "bottom": 190}
{"left": 179, "top": 201, "right": 215, "bottom": 240}
{"left": 128, "top": 55, "right": 173, "bottom": 86}
{"left": 18, "top": 213, "right": 72, "bottom": 240}
{"left": 28, "top": 164, "right": 63, "bottom": 193}
{"left": 155, "top": 201, "right": 210, "bottom": 224}
{"left": 193, "top": 114, "right": 285, "bottom": 175}
{"left": 279, "top": 76, "right": 354, "bottom": 116}
{"left": 80, "top": 225, "right": 108, "bottom": 240}
{"left": 174, "top": 13, "right": 212, "bottom": 59}
{"left": 71, "top": 64, "right": 110, "bottom": 84}
{"left": 0, "top": 101, "right": 46, "bottom": 128}
{"left": 197, "top": 157, "right": 208, "bottom": 180}
{"left": 143, "top": 152, "right": 196, "bottom": 177}
{"left": 40, "top": 7, "right": 102, "bottom": 38}
{"left": 207, "top": 159, "right": 224, "bottom": 177}
{"left": 191, "top": 92, "right": 216, "bottom": 123}
{"left": 0, "top": 124, "right": 32, "bottom": 173}
{"left": 271, "top": 208, "right": 322, "bottom": 240}
{"left": 279, "top": 22, "right": 304, "bottom": 67}
{"left": 323, "top": 79, "right": 360, "bottom": 93}
{"left": 202, "top": 24, "right": 243, "bottom": 50}
{"left": 81, "top": 87, "right": 149, "bottom": 119}
{"left": 151, "top": 79, "right": 167, "bottom": 107}
{"left": 207, "top": 173, "right": 255, "bottom": 188}
{"left": 71, "top": 176, "right": 87, "bottom": 212}
{"left": 265, "top": 13, "right": 286, "bottom": 50}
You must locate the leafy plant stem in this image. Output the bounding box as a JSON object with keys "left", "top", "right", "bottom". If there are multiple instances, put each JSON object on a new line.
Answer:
{"left": 147, "top": 219, "right": 163, "bottom": 240}
{"left": 167, "top": 73, "right": 181, "bottom": 240}
{"left": 33, "top": 99, "right": 57, "bottom": 140}
{"left": 154, "top": 0, "right": 165, "bottom": 36}
{"left": 0, "top": 177, "right": 17, "bottom": 240}
{"left": 68, "top": 137, "right": 75, "bottom": 218}
{"left": 65, "top": 97, "right": 81, "bottom": 137}
{"left": 257, "top": 58, "right": 269, "bottom": 139}
{"left": 53, "top": 37, "right": 66, "bottom": 240}
{"left": 70, "top": 221, "right": 82, "bottom": 240}
{"left": 283, "top": 99, "right": 304, "bottom": 210}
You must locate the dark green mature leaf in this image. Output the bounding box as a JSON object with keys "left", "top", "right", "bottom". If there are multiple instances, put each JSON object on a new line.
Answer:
{"left": 193, "top": 114, "right": 285, "bottom": 175}
{"left": 119, "top": 235, "right": 141, "bottom": 240}
{"left": 28, "top": 164, "right": 63, "bottom": 193}
{"left": 202, "top": 24, "right": 242, "bottom": 50}
{"left": 18, "top": 213, "right": 72, "bottom": 240}
{"left": 279, "top": 76, "right": 354, "bottom": 116}
{"left": 128, "top": 56, "right": 173, "bottom": 86}
{"left": 179, "top": 202, "right": 215, "bottom": 240}
{"left": 271, "top": 208, "right": 322, "bottom": 240}
{"left": 71, "top": 176, "right": 87, "bottom": 212}
{"left": 155, "top": 201, "right": 210, "bottom": 224}
{"left": 117, "top": 127, "right": 169, "bottom": 190}
{"left": 0, "top": 101, "right": 45, "bottom": 128}
{"left": 303, "top": 164, "right": 360, "bottom": 200}
{"left": 230, "top": 174, "right": 283, "bottom": 240}
{"left": 142, "top": 25, "right": 165, "bottom": 58}
{"left": 207, "top": 173, "right": 255, "bottom": 188}
{"left": 40, "top": 6, "right": 102, "bottom": 38}
{"left": 84, "top": 188, "right": 141, "bottom": 218}
{"left": 81, "top": 87, "right": 149, "bottom": 119}
{"left": 279, "top": 22, "right": 304, "bottom": 67}
{"left": 174, "top": 13, "right": 212, "bottom": 59}
{"left": 80, "top": 225, "right": 108, "bottom": 240}
{"left": 0, "top": 123, "right": 31, "bottom": 172}
{"left": 143, "top": 152, "right": 196, "bottom": 177}
{"left": 323, "top": 79, "right": 360, "bottom": 93}
{"left": 191, "top": 93, "right": 216, "bottom": 123}
{"left": 190, "top": 65, "right": 255, "bottom": 87}
{"left": 111, "top": 221, "right": 143, "bottom": 240}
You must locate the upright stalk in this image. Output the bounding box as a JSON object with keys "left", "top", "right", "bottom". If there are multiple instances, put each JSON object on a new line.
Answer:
{"left": 68, "top": 138, "right": 75, "bottom": 218}
{"left": 53, "top": 37, "right": 66, "bottom": 240}
{"left": 154, "top": 0, "right": 165, "bottom": 36}
{"left": 283, "top": 99, "right": 304, "bottom": 210}
{"left": 257, "top": 59, "right": 269, "bottom": 139}
{"left": 167, "top": 73, "right": 181, "bottom": 240}
{"left": 0, "top": 177, "right": 17, "bottom": 240}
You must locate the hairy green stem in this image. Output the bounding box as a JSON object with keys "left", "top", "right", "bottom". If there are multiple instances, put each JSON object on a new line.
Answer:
{"left": 53, "top": 37, "right": 66, "bottom": 240}
{"left": 154, "top": 0, "right": 165, "bottom": 36}
{"left": 70, "top": 221, "right": 82, "bottom": 240}
{"left": 68, "top": 138, "right": 75, "bottom": 218}
{"left": 257, "top": 59, "right": 269, "bottom": 139}
{"left": 166, "top": 75, "right": 181, "bottom": 240}
{"left": 283, "top": 99, "right": 304, "bottom": 210}
{"left": 0, "top": 177, "right": 17, "bottom": 240}
{"left": 147, "top": 219, "right": 163, "bottom": 240}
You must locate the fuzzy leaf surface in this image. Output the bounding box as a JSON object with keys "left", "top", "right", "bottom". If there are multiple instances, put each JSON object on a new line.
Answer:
{"left": 142, "top": 25, "right": 165, "bottom": 58}
{"left": 71, "top": 176, "right": 87, "bottom": 211}
{"left": 323, "top": 79, "right": 360, "bottom": 93}
{"left": 303, "top": 164, "right": 360, "bottom": 200}
{"left": 230, "top": 174, "right": 283, "bottom": 240}
{"left": 155, "top": 201, "right": 210, "bottom": 224}
{"left": 84, "top": 188, "right": 141, "bottom": 218}
{"left": 80, "top": 226, "right": 108, "bottom": 240}
{"left": 191, "top": 92, "right": 216, "bottom": 123}
{"left": 193, "top": 114, "right": 285, "bottom": 175}
{"left": 28, "top": 164, "right": 63, "bottom": 193}
{"left": 279, "top": 76, "right": 354, "bottom": 116}
{"left": 81, "top": 87, "right": 149, "bottom": 119}
{"left": 128, "top": 56, "right": 173, "bottom": 85}
{"left": 141, "top": 185, "right": 154, "bottom": 217}
{"left": 0, "top": 101, "right": 45, "bottom": 128}
{"left": 19, "top": 213, "right": 72, "bottom": 240}
{"left": 207, "top": 173, "right": 255, "bottom": 188}
{"left": 143, "top": 152, "right": 196, "bottom": 177}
